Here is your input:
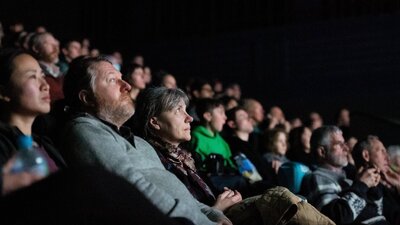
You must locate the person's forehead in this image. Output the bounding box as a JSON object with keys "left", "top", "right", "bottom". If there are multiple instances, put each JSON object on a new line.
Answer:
{"left": 70, "top": 41, "right": 81, "bottom": 47}
{"left": 213, "top": 105, "right": 224, "bottom": 111}
{"left": 331, "top": 132, "right": 344, "bottom": 142}
{"left": 94, "top": 61, "right": 117, "bottom": 76}
{"left": 236, "top": 109, "right": 248, "bottom": 117}
{"left": 176, "top": 99, "right": 186, "bottom": 106}
{"left": 370, "top": 139, "right": 384, "bottom": 151}
{"left": 43, "top": 34, "right": 56, "bottom": 42}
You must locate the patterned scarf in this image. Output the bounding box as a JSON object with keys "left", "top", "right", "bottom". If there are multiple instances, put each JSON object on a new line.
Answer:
{"left": 148, "top": 137, "right": 215, "bottom": 201}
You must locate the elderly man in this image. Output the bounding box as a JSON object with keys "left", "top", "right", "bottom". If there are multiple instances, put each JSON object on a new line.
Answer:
{"left": 302, "top": 126, "right": 389, "bottom": 225}
{"left": 61, "top": 57, "right": 230, "bottom": 225}
{"left": 352, "top": 136, "right": 400, "bottom": 225}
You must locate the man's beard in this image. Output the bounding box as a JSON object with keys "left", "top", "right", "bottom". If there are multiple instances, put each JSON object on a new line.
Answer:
{"left": 327, "top": 153, "right": 348, "bottom": 168}
{"left": 95, "top": 95, "right": 134, "bottom": 127}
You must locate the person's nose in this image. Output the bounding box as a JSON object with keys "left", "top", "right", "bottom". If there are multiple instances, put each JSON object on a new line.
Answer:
{"left": 40, "top": 77, "right": 50, "bottom": 91}
{"left": 120, "top": 79, "right": 131, "bottom": 92}
{"left": 185, "top": 112, "right": 193, "bottom": 123}
{"left": 343, "top": 143, "right": 350, "bottom": 153}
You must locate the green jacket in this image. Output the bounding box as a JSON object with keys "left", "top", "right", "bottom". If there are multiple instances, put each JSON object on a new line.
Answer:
{"left": 190, "top": 125, "right": 236, "bottom": 170}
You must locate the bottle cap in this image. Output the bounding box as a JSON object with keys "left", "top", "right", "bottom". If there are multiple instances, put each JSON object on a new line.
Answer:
{"left": 17, "top": 135, "right": 33, "bottom": 150}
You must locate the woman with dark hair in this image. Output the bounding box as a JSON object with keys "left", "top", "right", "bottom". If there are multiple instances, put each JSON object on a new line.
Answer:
{"left": 122, "top": 63, "right": 146, "bottom": 106}
{"left": 262, "top": 128, "right": 290, "bottom": 185}
{"left": 0, "top": 48, "right": 66, "bottom": 174}
{"left": 287, "top": 126, "right": 313, "bottom": 167}
{"left": 153, "top": 70, "right": 177, "bottom": 89}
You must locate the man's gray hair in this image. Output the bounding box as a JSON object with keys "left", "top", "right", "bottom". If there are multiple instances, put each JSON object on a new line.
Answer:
{"left": 133, "top": 87, "right": 189, "bottom": 139}
{"left": 29, "top": 32, "right": 53, "bottom": 52}
{"left": 310, "top": 125, "right": 342, "bottom": 159}
{"left": 352, "top": 135, "right": 380, "bottom": 169}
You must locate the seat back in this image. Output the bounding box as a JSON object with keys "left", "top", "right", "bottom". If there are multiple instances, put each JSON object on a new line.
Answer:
{"left": 278, "top": 162, "right": 310, "bottom": 194}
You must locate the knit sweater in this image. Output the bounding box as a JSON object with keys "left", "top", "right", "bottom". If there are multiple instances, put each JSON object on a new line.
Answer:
{"left": 302, "top": 167, "right": 388, "bottom": 225}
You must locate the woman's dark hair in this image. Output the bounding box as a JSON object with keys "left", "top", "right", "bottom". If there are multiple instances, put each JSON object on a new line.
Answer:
{"left": 288, "top": 126, "right": 308, "bottom": 153}
{"left": 122, "top": 63, "right": 143, "bottom": 85}
{"left": 264, "top": 128, "right": 287, "bottom": 153}
{"left": 195, "top": 98, "right": 223, "bottom": 124}
{"left": 151, "top": 70, "right": 170, "bottom": 87}
{"left": 0, "top": 48, "right": 30, "bottom": 121}
{"left": 0, "top": 48, "right": 26, "bottom": 87}
{"left": 133, "top": 87, "right": 189, "bottom": 139}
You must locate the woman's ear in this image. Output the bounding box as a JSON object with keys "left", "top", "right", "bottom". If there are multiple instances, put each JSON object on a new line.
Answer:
{"left": 149, "top": 117, "right": 161, "bottom": 130}
{"left": 203, "top": 111, "right": 212, "bottom": 122}
{"left": 78, "top": 90, "right": 95, "bottom": 107}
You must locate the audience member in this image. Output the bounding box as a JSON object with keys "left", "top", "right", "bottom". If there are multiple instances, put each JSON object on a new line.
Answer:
{"left": 0, "top": 49, "right": 66, "bottom": 171}
{"left": 287, "top": 126, "right": 313, "bottom": 167}
{"left": 352, "top": 136, "right": 400, "bottom": 225}
{"left": 263, "top": 128, "right": 290, "bottom": 185}
{"left": 29, "top": 32, "right": 64, "bottom": 102}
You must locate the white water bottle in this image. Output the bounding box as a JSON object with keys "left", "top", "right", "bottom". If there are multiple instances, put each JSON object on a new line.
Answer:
{"left": 10, "top": 135, "right": 49, "bottom": 177}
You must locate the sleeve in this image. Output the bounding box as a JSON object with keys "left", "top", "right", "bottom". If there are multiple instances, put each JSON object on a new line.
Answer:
{"left": 0, "top": 134, "right": 15, "bottom": 168}
{"left": 196, "top": 199, "right": 230, "bottom": 223}
{"left": 190, "top": 133, "right": 207, "bottom": 162}
{"left": 63, "top": 122, "right": 216, "bottom": 225}
{"left": 307, "top": 174, "right": 368, "bottom": 225}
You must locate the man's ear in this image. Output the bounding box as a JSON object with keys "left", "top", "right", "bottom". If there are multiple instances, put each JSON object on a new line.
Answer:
{"left": 78, "top": 90, "right": 95, "bottom": 107}
{"left": 226, "top": 120, "right": 236, "bottom": 129}
{"left": 149, "top": 117, "right": 161, "bottom": 130}
{"left": 32, "top": 45, "right": 40, "bottom": 54}
{"left": 362, "top": 149, "right": 370, "bottom": 163}
{"left": 203, "top": 111, "right": 212, "bottom": 122}
{"left": 317, "top": 146, "right": 326, "bottom": 159}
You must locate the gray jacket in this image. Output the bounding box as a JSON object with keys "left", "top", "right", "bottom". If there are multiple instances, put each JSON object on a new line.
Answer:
{"left": 61, "top": 113, "right": 225, "bottom": 225}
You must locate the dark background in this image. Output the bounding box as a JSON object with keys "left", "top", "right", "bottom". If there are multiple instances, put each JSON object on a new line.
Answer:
{"left": 1, "top": 0, "right": 400, "bottom": 144}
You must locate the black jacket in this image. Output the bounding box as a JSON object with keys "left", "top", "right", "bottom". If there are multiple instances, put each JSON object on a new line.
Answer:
{"left": 0, "top": 122, "right": 67, "bottom": 169}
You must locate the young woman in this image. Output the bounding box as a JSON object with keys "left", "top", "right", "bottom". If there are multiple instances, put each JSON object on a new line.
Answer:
{"left": 262, "top": 128, "right": 290, "bottom": 185}
{"left": 122, "top": 63, "right": 146, "bottom": 105}
{"left": 0, "top": 49, "right": 66, "bottom": 172}
{"left": 287, "top": 126, "right": 313, "bottom": 167}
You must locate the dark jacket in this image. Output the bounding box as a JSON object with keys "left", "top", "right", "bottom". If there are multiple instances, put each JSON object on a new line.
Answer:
{"left": 0, "top": 122, "right": 67, "bottom": 169}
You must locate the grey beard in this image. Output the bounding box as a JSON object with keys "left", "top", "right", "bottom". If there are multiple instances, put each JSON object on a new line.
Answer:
{"left": 96, "top": 103, "right": 134, "bottom": 127}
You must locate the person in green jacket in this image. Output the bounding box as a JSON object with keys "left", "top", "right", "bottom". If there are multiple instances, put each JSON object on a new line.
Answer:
{"left": 190, "top": 98, "right": 236, "bottom": 173}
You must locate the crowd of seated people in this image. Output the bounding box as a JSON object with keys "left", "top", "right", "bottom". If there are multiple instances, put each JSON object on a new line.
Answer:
{"left": 0, "top": 22, "right": 400, "bottom": 225}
